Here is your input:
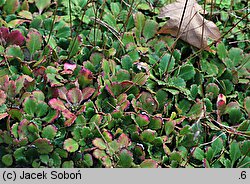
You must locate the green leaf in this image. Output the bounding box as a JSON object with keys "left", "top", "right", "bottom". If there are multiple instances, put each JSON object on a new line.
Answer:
{"left": 0, "top": 0, "right": 6, "bottom": 7}
{"left": 217, "top": 42, "right": 227, "bottom": 61}
{"left": 141, "top": 129, "right": 156, "bottom": 143}
{"left": 211, "top": 137, "right": 224, "bottom": 155}
{"left": 244, "top": 97, "right": 250, "bottom": 116}
{"left": 68, "top": 36, "right": 81, "bottom": 59}
{"left": 228, "top": 108, "right": 243, "bottom": 125}
{"left": 55, "top": 148, "right": 68, "bottom": 158}
{"left": 178, "top": 64, "right": 195, "bottom": 81}
{"left": 240, "top": 141, "right": 250, "bottom": 157}
{"left": 228, "top": 48, "right": 243, "bottom": 66}
{"left": 93, "top": 149, "right": 107, "bottom": 159}
{"left": 110, "top": 2, "right": 120, "bottom": 17}
{"left": 192, "top": 147, "right": 204, "bottom": 161}
{"left": 35, "top": 0, "right": 51, "bottom": 14}
{"left": 39, "top": 154, "right": 50, "bottom": 165}
{"left": 121, "top": 55, "right": 133, "bottom": 70}
{"left": 140, "top": 159, "right": 158, "bottom": 168}
{"left": 134, "top": 12, "right": 145, "bottom": 36}
{"left": 118, "top": 149, "right": 133, "bottom": 168}
{"left": 143, "top": 20, "right": 158, "bottom": 41}
{"left": 149, "top": 116, "right": 163, "bottom": 130}
{"left": 170, "top": 152, "right": 182, "bottom": 163}
{"left": 42, "top": 125, "right": 57, "bottom": 140}
{"left": 23, "top": 97, "right": 37, "bottom": 117}
{"left": 92, "top": 138, "right": 106, "bottom": 150}
{"left": 2, "top": 154, "right": 13, "bottom": 167}
{"left": 205, "top": 83, "right": 220, "bottom": 100}
{"left": 115, "top": 70, "right": 130, "bottom": 82}
{"left": 33, "top": 91, "right": 45, "bottom": 101}
{"left": 51, "top": 152, "right": 61, "bottom": 167}
{"left": 229, "top": 141, "right": 241, "bottom": 167}
{"left": 3, "top": 0, "right": 19, "bottom": 14}
{"left": 132, "top": 72, "right": 148, "bottom": 85}
{"left": 102, "top": 156, "right": 112, "bottom": 168}
{"left": 42, "top": 109, "right": 58, "bottom": 124}
{"left": 26, "top": 29, "right": 42, "bottom": 55}
{"left": 201, "top": 60, "right": 218, "bottom": 76}
{"left": 62, "top": 161, "right": 74, "bottom": 168}
{"left": 84, "top": 154, "right": 93, "bottom": 167}
{"left": 178, "top": 99, "right": 191, "bottom": 114}
{"left": 35, "top": 102, "right": 49, "bottom": 117}
{"left": 6, "top": 45, "right": 24, "bottom": 60}
{"left": 169, "top": 77, "right": 186, "bottom": 88}
{"left": 159, "top": 54, "right": 175, "bottom": 75}
{"left": 165, "top": 121, "right": 175, "bottom": 136}
{"left": 14, "top": 147, "right": 26, "bottom": 162}
{"left": 187, "top": 102, "right": 203, "bottom": 119}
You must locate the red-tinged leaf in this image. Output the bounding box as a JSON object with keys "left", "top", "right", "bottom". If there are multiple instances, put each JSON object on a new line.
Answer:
{"left": 57, "top": 87, "right": 68, "bottom": 101}
{"left": 105, "top": 84, "right": 115, "bottom": 97}
{"left": 26, "top": 29, "right": 42, "bottom": 55}
{"left": 118, "top": 133, "right": 131, "bottom": 148}
{"left": 61, "top": 63, "right": 77, "bottom": 75}
{"left": 132, "top": 72, "right": 149, "bottom": 85}
{"left": 63, "top": 138, "right": 79, "bottom": 152}
{"left": 33, "top": 66, "right": 46, "bottom": 77}
{"left": 42, "top": 110, "right": 59, "bottom": 124}
{"left": 217, "top": 94, "right": 227, "bottom": 113}
{"left": 17, "top": 119, "right": 29, "bottom": 139}
{"left": 0, "top": 75, "right": 9, "bottom": 92}
{"left": 8, "top": 109, "right": 23, "bottom": 121}
{"left": 117, "top": 94, "right": 130, "bottom": 111}
{"left": 0, "top": 113, "right": 8, "bottom": 120}
{"left": 7, "top": 80, "right": 17, "bottom": 98}
{"left": 62, "top": 109, "right": 75, "bottom": 119}
{"left": 82, "top": 87, "right": 95, "bottom": 100}
{"left": 48, "top": 98, "right": 66, "bottom": 111}
{"left": 16, "top": 75, "right": 34, "bottom": 94}
{"left": 93, "top": 149, "right": 107, "bottom": 159}
{"left": 78, "top": 67, "right": 94, "bottom": 88}
{"left": 102, "top": 156, "right": 112, "bottom": 168}
{"left": 0, "top": 90, "right": 7, "bottom": 106}
{"left": 0, "top": 27, "right": 9, "bottom": 43}
{"left": 103, "top": 130, "right": 113, "bottom": 142}
{"left": 67, "top": 88, "right": 83, "bottom": 104}
{"left": 33, "top": 138, "right": 53, "bottom": 154}
{"left": 136, "top": 114, "right": 150, "bottom": 127}
{"left": 76, "top": 105, "right": 86, "bottom": 115}
{"left": 6, "top": 30, "right": 25, "bottom": 46}
{"left": 64, "top": 115, "right": 77, "bottom": 127}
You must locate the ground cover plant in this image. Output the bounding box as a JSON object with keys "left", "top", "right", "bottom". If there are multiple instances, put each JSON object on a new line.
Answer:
{"left": 0, "top": 0, "right": 249, "bottom": 168}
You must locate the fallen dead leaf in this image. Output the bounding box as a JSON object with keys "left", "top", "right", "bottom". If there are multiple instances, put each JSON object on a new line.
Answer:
{"left": 158, "top": 0, "right": 221, "bottom": 52}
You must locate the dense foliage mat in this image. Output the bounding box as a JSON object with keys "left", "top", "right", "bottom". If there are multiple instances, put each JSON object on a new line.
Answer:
{"left": 0, "top": 0, "right": 249, "bottom": 168}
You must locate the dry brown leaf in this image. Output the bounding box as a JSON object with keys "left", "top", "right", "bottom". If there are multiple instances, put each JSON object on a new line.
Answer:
{"left": 158, "top": 0, "right": 221, "bottom": 52}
